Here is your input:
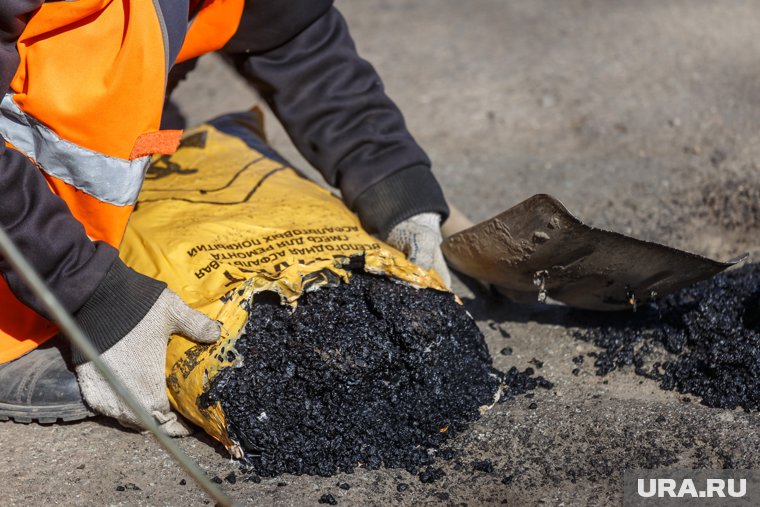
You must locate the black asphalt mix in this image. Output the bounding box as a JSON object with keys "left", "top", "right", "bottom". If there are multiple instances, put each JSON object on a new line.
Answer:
{"left": 204, "top": 273, "right": 550, "bottom": 478}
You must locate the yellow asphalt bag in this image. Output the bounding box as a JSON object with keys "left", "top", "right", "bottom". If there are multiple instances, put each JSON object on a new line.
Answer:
{"left": 119, "top": 111, "right": 446, "bottom": 456}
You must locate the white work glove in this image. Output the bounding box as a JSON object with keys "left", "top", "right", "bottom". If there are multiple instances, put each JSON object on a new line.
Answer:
{"left": 385, "top": 212, "right": 452, "bottom": 288}
{"left": 76, "top": 289, "right": 221, "bottom": 436}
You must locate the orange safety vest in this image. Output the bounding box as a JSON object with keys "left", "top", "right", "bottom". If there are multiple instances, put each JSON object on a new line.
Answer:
{"left": 0, "top": 0, "right": 244, "bottom": 364}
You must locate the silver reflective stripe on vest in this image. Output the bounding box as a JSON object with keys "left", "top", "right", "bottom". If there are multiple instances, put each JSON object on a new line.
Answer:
{"left": 0, "top": 94, "right": 149, "bottom": 206}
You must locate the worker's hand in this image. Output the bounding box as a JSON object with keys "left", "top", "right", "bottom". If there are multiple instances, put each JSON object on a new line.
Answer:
{"left": 385, "top": 212, "right": 452, "bottom": 288}
{"left": 75, "top": 289, "right": 221, "bottom": 436}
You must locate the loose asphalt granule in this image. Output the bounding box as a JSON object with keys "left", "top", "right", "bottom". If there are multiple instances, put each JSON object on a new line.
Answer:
{"left": 572, "top": 263, "right": 760, "bottom": 412}
{"left": 203, "top": 273, "right": 549, "bottom": 477}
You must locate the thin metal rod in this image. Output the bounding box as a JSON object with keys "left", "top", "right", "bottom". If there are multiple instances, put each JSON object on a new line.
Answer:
{"left": 0, "top": 225, "right": 234, "bottom": 507}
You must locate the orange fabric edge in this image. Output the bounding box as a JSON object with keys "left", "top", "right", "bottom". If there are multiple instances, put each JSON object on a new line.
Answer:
{"left": 0, "top": 330, "right": 58, "bottom": 365}
{"left": 130, "top": 130, "right": 183, "bottom": 159}
{"left": 177, "top": 0, "right": 245, "bottom": 62}
{"left": 0, "top": 279, "right": 58, "bottom": 365}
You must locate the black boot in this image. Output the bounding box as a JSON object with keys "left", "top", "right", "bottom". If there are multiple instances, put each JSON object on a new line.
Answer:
{"left": 0, "top": 336, "right": 94, "bottom": 423}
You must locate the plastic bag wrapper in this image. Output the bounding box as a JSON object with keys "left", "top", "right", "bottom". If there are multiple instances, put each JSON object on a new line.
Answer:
{"left": 119, "top": 110, "right": 447, "bottom": 456}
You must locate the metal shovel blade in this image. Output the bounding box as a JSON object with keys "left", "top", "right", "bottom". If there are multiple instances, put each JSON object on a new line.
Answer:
{"left": 442, "top": 194, "right": 743, "bottom": 311}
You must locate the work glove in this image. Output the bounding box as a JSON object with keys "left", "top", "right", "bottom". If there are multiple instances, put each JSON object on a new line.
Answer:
{"left": 76, "top": 289, "right": 221, "bottom": 436}
{"left": 385, "top": 212, "right": 452, "bottom": 288}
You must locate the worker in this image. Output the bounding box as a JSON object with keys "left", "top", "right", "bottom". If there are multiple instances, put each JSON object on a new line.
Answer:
{"left": 0, "top": 1, "right": 451, "bottom": 435}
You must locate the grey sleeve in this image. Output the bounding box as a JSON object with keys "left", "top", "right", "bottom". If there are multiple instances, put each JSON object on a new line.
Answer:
{"left": 224, "top": 4, "right": 448, "bottom": 237}
{"left": 0, "top": 146, "right": 120, "bottom": 317}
